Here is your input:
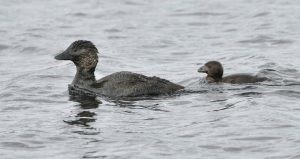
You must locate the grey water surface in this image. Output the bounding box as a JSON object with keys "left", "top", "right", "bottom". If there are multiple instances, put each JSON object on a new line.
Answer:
{"left": 0, "top": 0, "right": 300, "bottom": 159}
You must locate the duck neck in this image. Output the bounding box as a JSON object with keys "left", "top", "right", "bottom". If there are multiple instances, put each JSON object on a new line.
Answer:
{"left": 214, "top": 76, "right": 222, "bottom": 82}
{"left": 72, "top": 66, "right": 96, "bottom": 87}
{"left": 206, "top": 76, "right": 222, "bottom": 83}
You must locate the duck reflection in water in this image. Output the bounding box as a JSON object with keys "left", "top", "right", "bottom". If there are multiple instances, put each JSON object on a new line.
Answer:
{"left": 64, "top": 95, "right": 101, "bottom": 127}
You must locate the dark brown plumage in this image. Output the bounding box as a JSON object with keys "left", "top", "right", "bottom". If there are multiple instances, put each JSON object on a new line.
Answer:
{"left": 55, "top": 40, "right": 183, "bottom": 98}
{"left": 198, "top": 61, "right": 269, "bottom": 84}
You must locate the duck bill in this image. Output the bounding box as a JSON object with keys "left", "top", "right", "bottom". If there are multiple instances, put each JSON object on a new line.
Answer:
{"left": 198, "top": 65, "right": 208, "bottom": 73}
{"left": 55, "top": 50, "right": 73, "bottom": 60}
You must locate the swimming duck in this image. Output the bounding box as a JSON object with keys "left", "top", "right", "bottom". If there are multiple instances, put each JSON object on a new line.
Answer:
{"left": 55, "top": 40, "right": 184, "bottom": 97}
{"left": 198, "top": 61, "right": 268, "bottom": 84}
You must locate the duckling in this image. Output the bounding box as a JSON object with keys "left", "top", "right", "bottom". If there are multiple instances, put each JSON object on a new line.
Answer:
{"left": 198, "top": 61, "right": 268, "bottom": 84}
{"left": 55, "top": 40, "right": 184, "bottom": 97}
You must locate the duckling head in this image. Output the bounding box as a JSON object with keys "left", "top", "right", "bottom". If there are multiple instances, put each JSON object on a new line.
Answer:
{"left": 198, "top": 61, "right": 223, "bottom": 82}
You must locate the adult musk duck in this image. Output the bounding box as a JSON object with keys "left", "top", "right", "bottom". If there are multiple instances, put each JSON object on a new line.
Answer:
{"left": 198, "top": 61, "right": 269, "bottom": 84}
{"left": 55, "top": 40, "right": 184, "bottom": 98}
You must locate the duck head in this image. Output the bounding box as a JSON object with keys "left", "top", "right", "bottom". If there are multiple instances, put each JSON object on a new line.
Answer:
{"left": 55, "top": 40, "right": 99, "bottom": 70}
{"left": 198, "top": 61, "right": 223, "bottom": 82}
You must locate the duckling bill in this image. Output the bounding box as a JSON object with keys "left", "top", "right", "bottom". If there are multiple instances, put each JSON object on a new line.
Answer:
{"left": 55, "top": 40, "right": 184, "bottom": 98}
{"left": 198, "top": 61, "right": 269, "bottom": 84}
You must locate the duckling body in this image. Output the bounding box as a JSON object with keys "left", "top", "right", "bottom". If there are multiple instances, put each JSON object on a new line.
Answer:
{"left": 198, "top": 61, "right": 269, "bottom": 84}
{"left": 222, "top": 74, "right": 268, "bottom": 84}
{"left": 55, "top": 40, "right": 183, "bottom": 98}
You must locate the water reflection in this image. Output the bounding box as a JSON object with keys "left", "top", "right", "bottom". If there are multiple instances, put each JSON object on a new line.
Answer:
{"left": 112, "top": 98, "right": 170, "bottom": 112}
{"left": 64, "top": 95, "right": 101, "bottom": 127}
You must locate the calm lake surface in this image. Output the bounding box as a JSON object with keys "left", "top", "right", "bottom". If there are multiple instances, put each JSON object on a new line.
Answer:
{"left": 0, "top": 0, "right": 300, "bottom": 158}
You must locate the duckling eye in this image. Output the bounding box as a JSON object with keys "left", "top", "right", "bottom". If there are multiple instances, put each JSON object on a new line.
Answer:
{"left": 74, "top": 49, "right": 77, "bottom": 52}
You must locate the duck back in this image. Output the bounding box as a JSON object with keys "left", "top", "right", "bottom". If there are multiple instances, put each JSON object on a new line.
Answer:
{"left": 90, "top": 71, "right": 183, "bottom": 97}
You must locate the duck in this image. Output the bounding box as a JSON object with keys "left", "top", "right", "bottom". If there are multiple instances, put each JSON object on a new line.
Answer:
{"left": 55, "top": 40, "right": 184, "bottom": 98}
{"left": 198, "top": 61, "right": 269, "bottom": 84}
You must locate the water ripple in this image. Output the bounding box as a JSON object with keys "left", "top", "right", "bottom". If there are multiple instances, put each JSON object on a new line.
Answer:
{"left": 0, "top": 44, "right": 9, "bottom": 50}
{"left": 274, "top": 90, "right": 300, "bottom": 98}
{"left": 171, "top": 12, "right": 227, "bottom": 17}
{"left": 253, "top": 12, "right": 270, "bottom": 17}
{"left": 238, "top": 35, "right": 293, "bottom": 45}
{"left": 234, "top": 136, "right": 282, "bottom": 141}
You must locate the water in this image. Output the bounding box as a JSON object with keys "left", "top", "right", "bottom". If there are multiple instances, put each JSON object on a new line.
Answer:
{"left": 0, "top": 0, "right": 300, "bottom": 158}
